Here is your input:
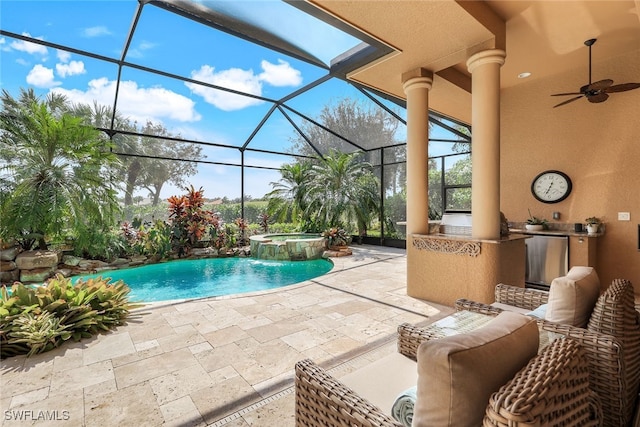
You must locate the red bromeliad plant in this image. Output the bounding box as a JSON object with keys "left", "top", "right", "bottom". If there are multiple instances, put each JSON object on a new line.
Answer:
{"left": 168, "top": 186, "right": 217, "bottom": 256}
{"left": 234, "top": 218, "right": 248, "bottom": 246}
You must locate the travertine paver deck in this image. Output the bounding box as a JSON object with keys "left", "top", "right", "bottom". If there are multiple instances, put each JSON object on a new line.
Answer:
{"left": 0, "top": 245, "right": 453, "bottom": 426}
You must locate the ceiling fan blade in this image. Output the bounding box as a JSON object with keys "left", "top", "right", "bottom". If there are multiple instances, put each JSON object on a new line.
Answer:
{"left": 551, "top": 91, "right": 583, "bottom": 96}
{"left": 605, "top": 82, "right": 640, "bottom": 93}
{"left": 553, "top": 95, "right": 583, "bottom": 108}
{"left": 587, "top": 92, "right": 609, "bottom": 103}
{"left": 587, "top": 79, "right": 614, "bottom": 91}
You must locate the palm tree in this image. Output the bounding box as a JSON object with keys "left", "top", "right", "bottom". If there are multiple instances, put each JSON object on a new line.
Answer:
{"left": 304, "top": 150, "right": 380, "bottom": 235}
{"left": 0, "top": 89, "right": 121, "bottom": 250}
{"left": 266, "top": 161, "right": 312, "bottom": 226}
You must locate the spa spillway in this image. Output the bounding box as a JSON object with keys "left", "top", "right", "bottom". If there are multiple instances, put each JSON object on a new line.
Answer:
{"left": 250, "top": 234, "right": 327, "bottom": 261}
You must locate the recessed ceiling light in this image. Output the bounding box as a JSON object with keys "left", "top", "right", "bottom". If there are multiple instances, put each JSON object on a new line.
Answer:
{"left": 518, "top": 72, "right": 532, "bottom": 79}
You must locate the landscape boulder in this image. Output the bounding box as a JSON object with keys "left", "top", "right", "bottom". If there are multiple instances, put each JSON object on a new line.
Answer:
{"left": 20, "top": 267, "right": 54, "bottom": 283}
{"left": 78, "top": 259, "right": 110, "bottom": 271}
{"left": 15, "top": 250, "right": 59, "bottom": 270}
{"left": 0, "top": 247, "right": 19, "bottom": 261}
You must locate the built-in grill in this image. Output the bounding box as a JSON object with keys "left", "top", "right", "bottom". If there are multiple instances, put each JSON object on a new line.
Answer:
{"left": 439, "top": 211, "right": 472, "bottom": 236}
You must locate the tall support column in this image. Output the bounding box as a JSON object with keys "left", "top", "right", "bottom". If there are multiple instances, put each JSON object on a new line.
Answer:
{"left": 402, "top": 69, "right": 433, "bottom": 235}
{"left": 466, "top": 49, "right": 506, "bottom": 240}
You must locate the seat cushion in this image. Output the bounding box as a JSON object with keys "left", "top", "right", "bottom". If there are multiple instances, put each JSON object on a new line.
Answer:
{"left": 412, "top": 311, "right": 539, "bottom": 427}
{"left": 340, "top": 352, "right": 417, "bottom": 414}
{"left": 545, "top": 266, "right": 600, "bottom": 327}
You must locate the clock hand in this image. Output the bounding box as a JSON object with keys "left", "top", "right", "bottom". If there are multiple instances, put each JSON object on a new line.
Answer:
{"left": 545, "top": 182, "right": 553, "bottom": 194}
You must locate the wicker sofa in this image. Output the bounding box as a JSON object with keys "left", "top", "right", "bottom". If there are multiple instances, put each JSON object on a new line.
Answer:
{"left": 455, "top": 278, "right": 640, "bottom": 427}
{"left": 295, "top": 321, "right": 601, "bottom": 426}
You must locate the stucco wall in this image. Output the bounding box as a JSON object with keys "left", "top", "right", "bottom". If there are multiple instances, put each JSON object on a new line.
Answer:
{"left": 500, "top": 48, "right": 640, "bottom": 289}
{"left": 407, "top": 236, "right": 526, "bottom": 306}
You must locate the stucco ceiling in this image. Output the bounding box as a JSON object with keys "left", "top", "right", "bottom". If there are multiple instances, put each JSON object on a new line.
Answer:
{"left": 309, "top": 0, "right": 640, "bottom": 124}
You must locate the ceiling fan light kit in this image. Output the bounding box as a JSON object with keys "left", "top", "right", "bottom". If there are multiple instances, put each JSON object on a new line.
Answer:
{"left": 551, "top": 38, "right": 640, "bottom": 108}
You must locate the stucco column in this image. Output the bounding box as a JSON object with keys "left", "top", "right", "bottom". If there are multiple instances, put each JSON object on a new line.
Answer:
{"left": 466, "top": 49, "right": 505, "bottom": 240}
{"left": 402, "top": 69, "right": 433, "bottom": 235}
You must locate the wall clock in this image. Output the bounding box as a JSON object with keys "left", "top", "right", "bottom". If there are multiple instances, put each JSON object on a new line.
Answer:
{"left": 531, "top": 170, "right": 572, "bottom": 203}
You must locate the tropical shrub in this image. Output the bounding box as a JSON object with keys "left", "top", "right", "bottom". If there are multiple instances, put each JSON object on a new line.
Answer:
{"left": 0, "top": 89, "right": 121, "bottom": 251}
{"left": 267, "top": 152, "right": 380, "bottom": 235}
{"left": 125, "top": 220, "right": 173, "bottom": 259}
{"left": 322, "top": 227, "right": 351, "bottom": 247}
{"left": 257, "top": 212, "right": 270, "bottom": 233}
{"left": 167, "top": 186, "right": 218, "bottom": 256}
{"left": 214, "top": 201, "right": 268, "bottom": 224}
{"left": 234, "top": 218, "right": 248, "bottom": 246}
{"left": 72, "top": 226, "right": 129, "bottom": 261}
{"left": 0, "top": 275, "right": 139, "bottom": 358}
{"left": 266, "top": 162, "right": 312, "bottom": 225}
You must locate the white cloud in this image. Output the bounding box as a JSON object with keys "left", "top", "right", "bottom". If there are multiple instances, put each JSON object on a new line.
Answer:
{"left": 258, "top": 59, "right": 302, "bottom": 87}
{"left": 57, "top": 50, "right": 71, "bottom": 63}
{"left": 56, "top": 60, "right": 86, "bottom": 78}
{"left": 82, "top": 26, "right": 111, "bottom": 38}
{"left": 10, "top": 33, "right": 47, "bottom": 55}
{"left": 50, "top": 78, "right": 201, "bottom": 124}
{"left": 186, "top": 65, "right": 264, "bottom": 111}
{"left": 186, "top": 60, "right": 302, "bottom": 111}
{"left": 26, "top": 64, "right": 60, "bottom": 88}
{"left": 126, "top": 41, "right": 156, "bottom": 59}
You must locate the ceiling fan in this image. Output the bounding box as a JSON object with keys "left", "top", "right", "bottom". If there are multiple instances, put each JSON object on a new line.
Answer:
{"left": 551, "top": 38, "right": 640, "bottom": 108}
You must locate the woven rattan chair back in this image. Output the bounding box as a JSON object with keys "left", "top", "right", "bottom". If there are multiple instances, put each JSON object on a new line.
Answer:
{"left": 587, "top": 279, "right": 640, "bottom": 427}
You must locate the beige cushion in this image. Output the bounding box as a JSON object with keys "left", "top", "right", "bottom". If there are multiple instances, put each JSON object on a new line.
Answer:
{"left": 340, "top": 352, "right": 417, "bottom": 414}
{"left": 412, "top": 312, "right": 539, "bottom": 427}
{"left": 545, "top": 266, "right": 600, "bottom": 327}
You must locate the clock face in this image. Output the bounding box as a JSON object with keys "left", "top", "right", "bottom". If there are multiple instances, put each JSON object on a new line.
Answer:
{"left": 531, "top": 170, "right": 572, "bottom": 203}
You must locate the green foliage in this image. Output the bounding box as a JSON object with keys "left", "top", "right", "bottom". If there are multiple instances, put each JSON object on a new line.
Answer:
{"left": 527, "top": 209, "right": 548, "bottom": 226}
{"left": 585, "top": 216, "right": 601, "bottom": 225}
{"left": 0, "top": 89, "right": 121, "bottom": 250}
{"left": 322, "top": 227, "right": 351, "bottom": 247}
{"left": 0, "top": 275, "right": 139, "bottom": 358}
{"left": 213, "top": 201, "right": 268, "bottom": 224}
{"left": 257, "top": 212, "right": 270, "bottom": 233}
{"left": 268, "top": 151, "right": 380, "bottom": 236}
{"left": 6, "top": 311, "right": 70, "bottom": 357}
{"left": 263, "top": 222, "right": 300, "bottom": 234}
{"left": 72, "top": 226, "right": 128, "bottom": 261}
{"left": 123, "top": 220, "right": 172, "bottom": 259}
{"left": 121, "top": 202, "right": 169, "bottom": 223}
{"left": 266, "top": 162, "right": 312, "bottom": 225}
{"left": 381, "top": 190, "right": 410, "bottom": 238}
{"left": 305, "top": 151, "right": 380, "bottom": 234}
{"left": 288, "top": 98, "right": 400, "bottom": 157}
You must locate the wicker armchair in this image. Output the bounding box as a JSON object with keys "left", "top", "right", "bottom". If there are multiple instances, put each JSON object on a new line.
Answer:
{"left": 456, "top": 279, "right": 640, "bottom": 427}
{"left": 295, "top": 332, "right": 601, "bottom": 426}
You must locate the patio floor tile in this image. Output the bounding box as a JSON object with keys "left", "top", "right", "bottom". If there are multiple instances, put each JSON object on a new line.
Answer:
{"left": 49, "top": 360, "right": 114, "bottom": 395}
{"left": 84, "top": 382, "right": 163, "bottom": 426}
{"left": 0, "top": 245, "right": 454, "bottom": 426}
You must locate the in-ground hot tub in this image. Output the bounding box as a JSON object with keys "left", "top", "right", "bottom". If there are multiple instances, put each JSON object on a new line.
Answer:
{"left": 250, "top": 233, "right": 327, "bottom": 261}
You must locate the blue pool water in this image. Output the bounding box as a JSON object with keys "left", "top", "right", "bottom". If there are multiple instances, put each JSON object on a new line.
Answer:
{"left": 74, "top": 257, "right": 333, "bottom": 303}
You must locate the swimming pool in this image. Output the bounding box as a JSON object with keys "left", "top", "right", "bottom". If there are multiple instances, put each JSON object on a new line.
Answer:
{"left": 74, "top": 257, "right": 333, "bottom": 303}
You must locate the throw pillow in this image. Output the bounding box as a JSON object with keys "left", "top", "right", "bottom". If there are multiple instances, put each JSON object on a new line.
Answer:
{"left": 545, "top": 266, "right": 600, "bottom": 327}
{"left": 412, "top": 311, "right": 539, "bottom": 427}
{"left": 526, "top": 303, "right": 548, "bottom": 319}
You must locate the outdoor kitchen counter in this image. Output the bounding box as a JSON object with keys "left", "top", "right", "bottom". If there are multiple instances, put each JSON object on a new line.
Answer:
{"left": 422, "top": 232, "right": 531, "bottom": 243}
{"left": 510, "top": 228, "right": 603, "bottom": 237}
{"left": 407, "top": 232, "right": 528, "bottom": 306}
{"left": 510, "top": 228, "right": 601, "bottom": 274}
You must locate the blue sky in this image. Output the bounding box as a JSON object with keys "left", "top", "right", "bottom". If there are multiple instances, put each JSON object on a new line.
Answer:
{"left": 1, "top": 0, "right": 460, "bottom": 201}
